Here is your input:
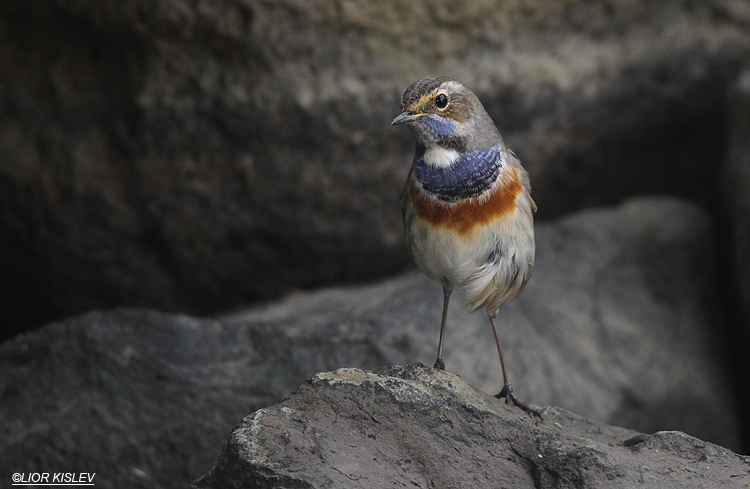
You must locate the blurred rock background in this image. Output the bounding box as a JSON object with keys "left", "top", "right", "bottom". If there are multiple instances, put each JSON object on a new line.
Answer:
{"left": 2, "top": 0, "right": 748, "bottom": 329}
{"left": 2, "top": 198, "right": 743, "bottom": 488}
{"left": 2, "top": 0, "right": 750, "bottom": 481}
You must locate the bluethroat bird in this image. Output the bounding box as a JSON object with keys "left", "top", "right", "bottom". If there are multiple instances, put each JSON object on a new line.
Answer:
{"left": 393, "top": 76, "right": 540, "bottom": 419}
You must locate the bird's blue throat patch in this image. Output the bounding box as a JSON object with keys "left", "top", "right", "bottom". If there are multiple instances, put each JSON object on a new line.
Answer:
{"left": 420, "top": 115, "right": 457, "bottom": 137}
{"left": 408, "top": 114, "right": 458, "bottom": 141}
{"left": 415, "top": 145, "right": 502, "bottom": 202}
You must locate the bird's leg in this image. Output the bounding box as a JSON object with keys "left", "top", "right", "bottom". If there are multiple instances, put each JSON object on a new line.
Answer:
{"left": 489, "top": 312, "right": 543, "bottom": 421}
{"left": 434, "top": 279, "right": 453, "bottom": 370}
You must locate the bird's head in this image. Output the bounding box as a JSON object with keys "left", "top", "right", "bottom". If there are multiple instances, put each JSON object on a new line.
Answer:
{"left": 392, "top": 76, "right": 500, "bottom": 152}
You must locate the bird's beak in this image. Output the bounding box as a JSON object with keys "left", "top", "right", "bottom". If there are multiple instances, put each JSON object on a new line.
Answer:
{"left": 391, "top": 111, "right": 423, "bottom": 125}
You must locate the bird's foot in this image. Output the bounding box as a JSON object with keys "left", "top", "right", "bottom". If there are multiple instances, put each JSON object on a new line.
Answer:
{"left": 433, "top": 357, "right": 445, "bottom": 370}
{"left": 495, "top": 383, "right": 543, "bottom": 421}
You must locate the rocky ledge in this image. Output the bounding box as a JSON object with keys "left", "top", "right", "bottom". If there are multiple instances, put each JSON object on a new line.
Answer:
{"left": 191, "top": 364, "right": 750, "bottom": 489}
{"left": 0, "top": 197, "right": 743, "bottom": 488}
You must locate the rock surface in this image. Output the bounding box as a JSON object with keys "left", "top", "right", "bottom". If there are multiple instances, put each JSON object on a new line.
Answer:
{"left": 2, "top": 0, "right": 749, "bottom": 326}
{"left": 726, "top": 65, "right": 750, "bottom": 333}
{"left": 191, "top": 364, "right": 750, "bottom": 489}
{"left": 724, "top": 62, "right": 750, "bottom": 450}
{"left": 0, "top": 197, "right": 741, "bottom": 489}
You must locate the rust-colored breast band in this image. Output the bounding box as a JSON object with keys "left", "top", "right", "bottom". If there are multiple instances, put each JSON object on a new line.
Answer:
{"left": 410, "top": 169, "right": 522, "bottom": 237}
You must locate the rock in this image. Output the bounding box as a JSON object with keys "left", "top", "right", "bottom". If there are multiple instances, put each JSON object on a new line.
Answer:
{"left": 726, "top": 65, "right": 750, "bottom": 334}
{"left": 0, "top": 310, "right": 255, "bottom": 489}
{"left": 1, "top": 1, "right": 749, "bottom": 327}
{"left": 724, "top": 62, "right": 750, "bottom": 449}
{"left": 191, "top": 364, "right": 750, "bottom": 489}
{"left": 0, "top": 197, "right": 740, "bottom": 489}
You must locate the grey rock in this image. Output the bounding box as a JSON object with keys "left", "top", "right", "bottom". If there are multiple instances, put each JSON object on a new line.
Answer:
{"left": 726, "top": 65, "right": 750, "bottom": 331}
{"left": 0, "top": 197, "right": 740, "bottom": 489}
{"left": 1, "top": 0, "right": 749, "bottom": 321}
{"left": 231, "top": 196, "right": 739, "bottom": 450}
{"left": 191, "top": 364, "right": 750, "bottom": 489}
{"left": 724, "top": 62, "right": 750, "bottom": 446}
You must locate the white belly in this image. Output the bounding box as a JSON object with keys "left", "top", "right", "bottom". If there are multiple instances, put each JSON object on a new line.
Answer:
{"left": 404, "top": 204, "right": 535, "bottom": 312}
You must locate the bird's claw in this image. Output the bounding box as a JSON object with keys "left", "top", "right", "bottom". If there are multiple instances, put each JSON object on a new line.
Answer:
{"left": 496, "top": 384, "right": 543, "bottom": 421}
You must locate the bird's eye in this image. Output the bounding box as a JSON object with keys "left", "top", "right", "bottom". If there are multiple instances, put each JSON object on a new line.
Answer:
{"left": 435, "top": 93, "right": 448, "bottom": 109}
